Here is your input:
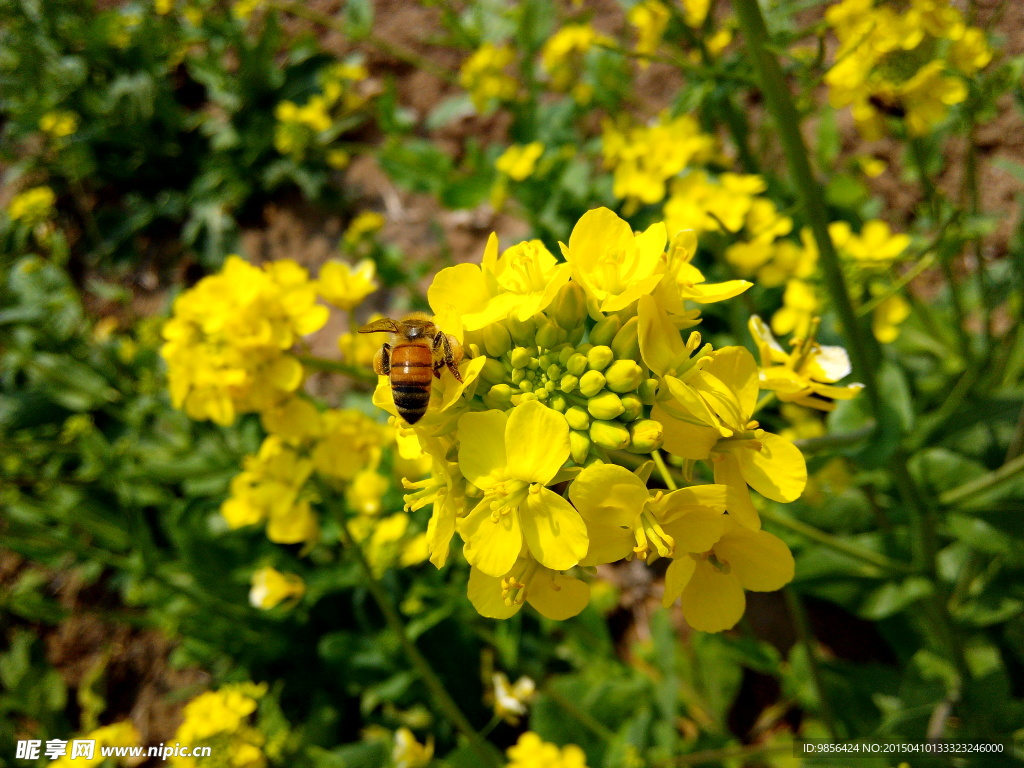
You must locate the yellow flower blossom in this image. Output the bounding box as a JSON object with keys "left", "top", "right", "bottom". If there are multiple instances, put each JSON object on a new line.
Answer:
{"left": 343, "top": 211, "right": 386, "bottom": 247}
{"left": 629, "top": 1, "right": 670, "bottom": 64}
{"left": 39, "top": 111, "right": 78, "bottom": 138}
{"left": 771, "top": 279, "right": 820, "bottom": 337}
{"left": 562, "top": 208, "right": 666, "bottom": 316}
{"left": 505, "top": 732, "right": 590, "bottom": 768}
{"left": 460, "top": 43, "right": 518, "bottom": 111}
{"left": 249, "top": 566, "right": 305, "bottom": 609}
{"left": 749, "top": 315, "right": 864, "bottom": 410}
{"left": 8, "top": 186, "right": 56, "bottom": 226}
{"left": 468, "top": 557, "right": 590, "bottom": 620}
{"left": 491, "top": 673, "right": 536, "bottom": 725}
{"left": 161, "top": 257, "right": 328, "bottom": 426}
{"left": 664, "top": 171, "right": 766, "bottom": 235}
{"left": 496, "top": 142, "right": 545, "bottom": 181}
{"left": 170, "top": 684, "right": 267, "bottom": 768}
{"left": 654, "top": 229, "right": 752, "bottom": 314}
{"left": 540, "top": 24, "right": 612, "bottom": 99}
{"left": 570, "top": 463, "right": 728, "bottom": 564}
{"left": 663, "top": 517, "right": 794, "bottom": 632}
{"left": 681, "top": 0, "right": 710, "bottom": 27}
{"left": 872, "top": 290, "right": 911, "bottom": 343}
{"left": 429, "top": 234, "right": 570, "bottom": 330}
{"left": 318, "top": 258, "right": 378, "bottom": 310}
{"left": 456, "top": 401, "right": 587, "bottom": 577}
{"left": 51, "top": 722, "right": 140, "bottom": 767}
{"left": 345, "top": 469, "right": 390, "bottom": 516}
{"left": 392, "top": 728, "right": 433, "bottom": 768}
{"left": 313, "top": 408, "right": 386, "bottom": 481}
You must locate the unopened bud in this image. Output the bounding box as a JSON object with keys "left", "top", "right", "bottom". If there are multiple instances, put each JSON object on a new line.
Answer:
{"left": 536, "top": 387, "right": 549, "bottom": 400}
{"left": 605, "top": 359, "right": 644, "bottom": 393}
{"left": 535, "top": 322, "right": 567, "bottom": 349}
{"left": 559, "top": 374, "right": 579, "bottom": 393}
{"left": 516, "top": 391, "right": 538, "bottom": 403}
{"left": 638, "top": 378, "right": 659, "bottom": 405}
{"left": 537, "top": 354, "right": 552, "bottom": 369}
{"left": 549, "top": 394, "right": 567, "bottom": 412}
{"left": 546, "top": 363, "right": 562, "bottom": 380}
{"left": 550, "top": 280, "right": 588, "bottom": 330}
{"left": 618, "top": 393, "right": 643, "bottom": 422}
{"left": 590, "top": 419, "right": 630, "bottom": 450}
{"left": 557, "top": 346, "right": 575, "bottom": 366}
{"left": 568, "top": 324, "right": 586, "bottom": 346}
{"left": 587, "top": 345, "right": 615, "bottom": 372}
{"left": 483, "top": 323, "right": 512, "bottom": 358}
{"left": 480, "top": 357, "right": 507, "bottom": 384}
{"left": 565, "top": 405, "right": 590, "bottom": 431}
{"left": 510, "top": 347, "right": 532, "bottom": 369}
{"left": 520, "top": 379, "right": 534, "bottom": 393}
{"left": 611, "top": 316, "right": 641, "bottom": 361}
{"left": 508, "top": 315, "right": 537, "bottom": 346}
{"left": 590, "top": 315, "right": 622, "bottom": 346}
{"left": 587, "top": 390, "right": 625, "bottom": 420}
{"left": 578, "top": 370, "right": 606, "bottom": 398}
{"left": 511, "top": 368, "right": 527, "bottom": 385}
{"left": 488, "top": 384, "right": 514, "bottom": 405}
{"left": 626, "top": 419, "right": 664, "bottom": 453}
{"left": 570, "top": 429, "right": 591, "bottom": 464}
{"left": 566, "top": 353, "right": 588, "bottom": 377}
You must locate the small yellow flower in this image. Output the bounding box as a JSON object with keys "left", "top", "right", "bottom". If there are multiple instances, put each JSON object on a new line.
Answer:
{"left": 468, "top": 557, "right": 591, "bottom": 620}
{"left": 249, "top": 566, "right": 305, "bottom": 609}
{"left": 496, "top": 142, "right": 544, "bottom": 181}
{"left": 170, "top": 684, "right": 267, "bottom": 768}
{"left": 541, "top": 24, "right": 612, "bottom": 98}
{"left": 460, "top": 43, "right": 518, "bottom": 112}
{"left": 872, "top": 291, "right": 911, "bottom": 343}
{"left": 771, "top": 279, "right": 820, "bottom": 337}
{"left": 392, "top": 728, "right": 433, "bottom": 768}
{"left": 8, "top": 186, "right": 56, "bottom": 226}
{"left": 491, "top": 672, "right": 536, "bottom": 724}
{"left": 343, "top": 211, "right": 386, "bottom": 246}
{"left": 39, "top": 111, "right": 78, "bottom": 138}
{"left": 318, "top": 258, "right": 378, "bottom": 310}
{"left": 505, "top": 732, "right": 590, "bottom": 768}
{"left": 628, "top": 1, "right": 670, "bottom": 64}
{"left": 51, "top": 722, "right": 140, "bottom": 767}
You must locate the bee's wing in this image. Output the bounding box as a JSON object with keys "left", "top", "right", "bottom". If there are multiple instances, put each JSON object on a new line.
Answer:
{"left": 358, "top": 318, "right": 401, "bottom": 334}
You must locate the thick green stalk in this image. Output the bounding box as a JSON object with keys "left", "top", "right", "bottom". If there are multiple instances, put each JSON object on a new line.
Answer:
{"left": 331, "top": 489, "right": 500, "bottom": 768}
{"left": 938, "top": 451, "right": 1024, "bottom": 507}
{"left": 785, "top": 589, "right": 840, "bottom": 739}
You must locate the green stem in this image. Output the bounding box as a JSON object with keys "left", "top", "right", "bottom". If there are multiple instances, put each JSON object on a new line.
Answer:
{"left": 792, "top": 422, "right": 876, "bottom": 454}
{"left": 760, "top": 507, "right": 911, "bottom": 575}
{"left": 332, "top": 489, "right": 500, "bottom": 768}
{"left": 545, "top": 688, "right": 617, "bottom": 743}
{"left": 652, "top": 450, "right": 678, "bottom": 491}
{"left": 938, "top": 452, "right": 1024, "bottom": 507}
{"left": 785, "top": 588, "right": 840, "bottom": 740}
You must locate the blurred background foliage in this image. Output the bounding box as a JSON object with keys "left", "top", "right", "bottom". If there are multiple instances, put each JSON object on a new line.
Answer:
{"left": 1, "top": 0, "right": 1024, "bottom": 766}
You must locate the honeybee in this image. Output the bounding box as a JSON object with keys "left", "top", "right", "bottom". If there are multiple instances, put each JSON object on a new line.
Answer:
{"left": 358, "top": 312, "right": 463, "bottom": 424}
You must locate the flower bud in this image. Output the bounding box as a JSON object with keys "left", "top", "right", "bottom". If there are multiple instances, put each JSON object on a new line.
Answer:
{"left": 549, "top": 394, "right": 567, "bottom": 412}
{"left": 618, "top": 393, "right": 643, "bottom": 422}
{"left": 535, "top": 321, "right": 567, "bottom": 349}
{"left": 511, "top": 368, "right": 527, "bottom": 385}
{"left": 550, "top": 280, "right": 588, "bottom": 330}
{"left": 637, "top": 378, "right": 659, "bottom": 405}
{"left": 578, "top": 370, "right": 606, "bottom": 398}
{"left": 626, "top": 419, "right": 664, "bottom": 453}
{"left": 516, "top": 392, "right": 538, "bottom": 404}
{"left": 546, "top": 363, "right": 561, "bottom": 381}
{"left": 544, "top": 380, "right": 556, "bottom": 392}
{"left": 480, "top": 357, "right": 507, "bottom": 384}
{"left": 611, "top": 316, "right": 641, "bottom": 361}
{"left": 566, "top": 353, "right": 588, "bottom": 377}
{"left": 537, "top": 353, "right": 552, "bottom": 370}
{"left": 590, "top": 315, "right": 622, "bottom": 347}
{"left": 557, "top": 346, "right": 575, "bottom": 366}
{"left": 575, "top": 343, "right": 593, "bottom": 356}
{"left": 587, "top": 390, "right": 625, "bottom": 420}
{"left": 482, "top": 323, "right": 512, "bottom": 358}
{"left": 559, "top": 374, "right": 579, "bottom": 393}
{"left": 488, "top": 383, "right": 514, "bottom": 405}
{"left": 508, "top": 315, "right": 537, "bottom": 346}
{"left": 605, "top": 359, "right": 644, "bottom": 393}
{"left": 587, "top": 345, "right": 615, "bottom": 372}
{"left": 570, "top": 429, "right": 591, "bottom": 464}
{"left": 565, "top": 405, "right": 590, "bottom": 431}
{"left": 520, "top": 379, "right": 534, "bottom": 393}
{"left": 536, "top": 387, "right": 549, "bottom": 400}
{"left": 510, "top": 347, "right": 532, "bottom": 369}
{"left": 590, "top": 419, "right": 630, "bottom": 450}
{"left": 568, "top": 324, "right": 586, "bottom": 346}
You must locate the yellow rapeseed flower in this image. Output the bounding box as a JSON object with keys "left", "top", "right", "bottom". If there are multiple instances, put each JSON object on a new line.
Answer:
{"left": 39, "top": 110, "right": 78, "bottom": 138}
{"left": 8, "top": 186, "right": 56, "bottom": 226}
{"left": 460, "top": 43, "right": 518, "bottom": 112}
{"left": 496, "top": 142, "right": 545, "bottom": 181}
{"left": 249, "top": 566, "right": 305, "bottom": 609}
{"left": 629, "top": 0, "right": 670, "bottom": 64}
{"left": 318, "top": 258, "right": 378, "bottom": 310}
{"left": 392, "top": 728, "right": 433, "bottom": 768}
{"left": 505, "top": 732, "right": 590, "bottom": 768}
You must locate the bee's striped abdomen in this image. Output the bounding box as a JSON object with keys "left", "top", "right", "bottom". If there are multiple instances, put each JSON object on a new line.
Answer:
{"left": 390, "top": 343, "right": 432, "bottom": 423}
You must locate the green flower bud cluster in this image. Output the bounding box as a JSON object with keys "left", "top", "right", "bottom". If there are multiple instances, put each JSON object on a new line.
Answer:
{"left": 474, "top": 304, "right": 663, "bottom": 462}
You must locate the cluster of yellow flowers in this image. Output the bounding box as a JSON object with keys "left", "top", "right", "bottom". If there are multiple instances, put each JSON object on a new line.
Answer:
{"left": 824, "top": 0, "right": 991, "bottom": 137}
{"left": 274, "top": 61, "right": 369, "bottom": 167}
{"left": 540, "top": 24, "right": 612, "bottom": 104}
{"left": 365, "top": 207, "right": 855, "bottom": 632}
{"left": 170, "top": 683, "right": 267, "bottom": 768}
{"left": 460, "top": 43, "right": 518, "bottom": 112}
{"left": 7, "top": 186, "right": 57, "bottom": 227}
{"left": 51, "top": 722, "right": 139, "bottom": 767}
{"left": 505, "top": 732, "right": 589, "bottom": 768}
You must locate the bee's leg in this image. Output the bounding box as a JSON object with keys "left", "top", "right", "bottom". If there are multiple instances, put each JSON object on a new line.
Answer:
{"left": 373, "top": 343, "right": 391, "bottom": 376}
{"left": 432, "top": 333, "right": 463, "bottom": 383}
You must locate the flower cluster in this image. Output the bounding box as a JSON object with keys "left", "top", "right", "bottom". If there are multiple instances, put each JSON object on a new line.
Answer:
{"left": 161, "top": 256, "right": 328, "bottom": 426}
{"left": 460, "top": 43, "right": 518, "bottom": 112}
{"left": 249, "top": 566, "right": 306, "bottom": 609}
{"left": 825, "top": 0, "right": 991, "bottom": 137}
{"left": 7, "top": 186, "right": 57, "bottom": 227}
{"left": 367, "top": 208, "right": 847, "bottom": 632}
{"left": 169, "top": 683, "right": 267, "bottom": 768}
{"left": 505, "top": 732, "right": 588, "bottom": 768}
{"left": 540, "top": 24, "right": 612, "bottom": 104}
{"left": 274, "top": 60, "right": 370, "bottom": 167}
{"left": 51, "top": 722, "right": 139, "bottom": 767}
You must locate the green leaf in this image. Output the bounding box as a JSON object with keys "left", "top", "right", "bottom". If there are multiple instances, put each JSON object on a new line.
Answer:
{"left": 344, "top": 0, "right": 374, "bottom": 40}
{"left": 859, "top": 577, "right": 934, "bottom": 620}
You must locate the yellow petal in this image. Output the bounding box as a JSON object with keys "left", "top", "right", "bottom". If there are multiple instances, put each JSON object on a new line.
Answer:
{"left": 714, "top": 522, "right": 794, "bottom": 592}
{"left": 806, "top": 345, "right": 851, "bottom": 383}
{"left": 427, "top": 264, "right": 492, "bottom": 329}
{"left": 662, "top": 556, "right": 696, "bottom": 608}
{"left": 661, "top": 508, "right": 726, "bottom": 554}
{"left": 457, "top": 409, "right": 509, "bottom": 489}
{"left": 526, "top": 568, "right": 590, "bottom": 620}
{"left": 521, "top": 487, "right": 588, "bottom": 571}
{"left": 654, "top": 403, "right": 719, "bottom": 460}
{"left": 702, "top": 346, "right": 758, "bottom": 421}
{"left": 713, "top": 452, "right": 761, "bottom": 529}
{"left": 731, "top": 432, "right": 806, "bottom": 503}
{"left": 458, "top": 497, "right": 523, "bottom": 577}
{"left": 506, "top": 400, "right": 570, "bottom": 484}
{"left": 638, "top": 294, "right": 686, "bottom": 376}
{"left": 683, "top": 278, "right": 752, "bottom": 304}
{"left": 680, "top": 562, "right": 745, "bottom": 632}
{"left": 569, "top": 463, "right": 650, "bottom": 529}
{"left": 468, "top": 566, "right": 521, "bottom": 619}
